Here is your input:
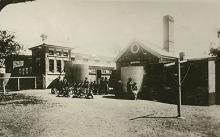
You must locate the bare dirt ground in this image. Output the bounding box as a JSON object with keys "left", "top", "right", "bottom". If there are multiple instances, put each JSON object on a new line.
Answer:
{"left": 0, "top": 89, "right": 220, "bottom": 137}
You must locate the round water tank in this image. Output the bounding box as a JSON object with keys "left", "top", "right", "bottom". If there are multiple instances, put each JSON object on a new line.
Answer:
{"left": 65, "top": 63, "right": 89, "bottom": 82}
{"left": 121, "top": 66, "right": 145, "bottom": 93}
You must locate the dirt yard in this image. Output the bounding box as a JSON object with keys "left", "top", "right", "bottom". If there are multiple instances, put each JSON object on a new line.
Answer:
{"left": 0, "top": 89, "right": 220, "bottom": 137}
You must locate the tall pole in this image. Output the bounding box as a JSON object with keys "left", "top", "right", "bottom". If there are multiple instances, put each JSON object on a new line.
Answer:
{"left": 177, "top": 58, "right": 182, "bottom": 117}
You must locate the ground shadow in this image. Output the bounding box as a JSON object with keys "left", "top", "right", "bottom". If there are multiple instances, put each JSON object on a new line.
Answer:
{"left": 130, "top": 114, "right": 178, "bottom": 120}
{"left": 0, "top": 93, "right": 44, "bottom": 105}
{"left": 102, "top": 95, "right": 130, "bottom": 100}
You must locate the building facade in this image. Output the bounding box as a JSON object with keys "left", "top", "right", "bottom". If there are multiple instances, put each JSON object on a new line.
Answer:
{"left": 114, "top": 40, "right": 218, "bottom": 105}
{"left": 28, "top": 43, "right": 115, "bottom": 88}
{"left": 71, "top": 52, "right": 115, "bottom": 82}
{"left": 5, "top": 55, "right": 35, "bottom": 90}
{"left": 115, "top": 40, "right": 177, "bottom": 94}
{"left": 29, "top": 44, "right": 72, "bottom": 88}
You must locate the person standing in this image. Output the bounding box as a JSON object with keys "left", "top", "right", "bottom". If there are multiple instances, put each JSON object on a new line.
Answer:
{"left": 127, "top": 78, "right": 134, "bottom": 99}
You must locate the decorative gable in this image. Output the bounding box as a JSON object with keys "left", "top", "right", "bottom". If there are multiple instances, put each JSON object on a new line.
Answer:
{"left": 115, "top": 41, "right": 177, "bottom": 64}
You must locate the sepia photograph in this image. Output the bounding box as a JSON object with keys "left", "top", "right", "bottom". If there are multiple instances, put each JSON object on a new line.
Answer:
{"left": 0, "top": 0, "right": 220, "bottom": 136}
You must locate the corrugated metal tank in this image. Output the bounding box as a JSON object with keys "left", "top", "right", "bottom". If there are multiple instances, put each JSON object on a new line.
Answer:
{"left": 121, "top": 66, "right": 145, "bottom": 93}
{"left": 65, "top": 63, "right": 89, "bottom": 82}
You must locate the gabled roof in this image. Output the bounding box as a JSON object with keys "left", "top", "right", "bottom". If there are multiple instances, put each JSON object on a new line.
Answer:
{"left": 115, "top": 40, "right": 178, "bottom": 62}
{"left": 29, "top": 43, "right": 72, "bottom": 50}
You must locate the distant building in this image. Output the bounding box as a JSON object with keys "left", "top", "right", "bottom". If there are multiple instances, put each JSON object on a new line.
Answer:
{"left": 71, "top": 52, "right": 115, "bottom": 82}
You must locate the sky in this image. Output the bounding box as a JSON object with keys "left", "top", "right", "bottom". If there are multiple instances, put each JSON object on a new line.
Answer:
{"left": 1, "top": 0, "right": 220, "bottom": 58}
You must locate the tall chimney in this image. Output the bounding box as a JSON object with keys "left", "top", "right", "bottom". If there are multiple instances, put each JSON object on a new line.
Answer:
{"left": 163, "top": 15, "right": 174, "bottom": 53}
{"left": 218, "top": 31, "right": 220, "bottom": 38}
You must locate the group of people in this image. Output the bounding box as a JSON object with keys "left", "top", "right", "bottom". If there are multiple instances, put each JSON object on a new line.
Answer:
{"left": 113, "top": 78, "right": 138, "bottom": 100}
{"left": 50, "top": 75, "right": 138, "bottom": 100}
{"left": 51, "top": 76, "right": 110, "bottom": 99}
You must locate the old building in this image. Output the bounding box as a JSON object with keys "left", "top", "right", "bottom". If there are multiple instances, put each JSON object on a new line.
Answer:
{"left": 114, "top": 40, "right": 218, "bottom": 105}
{"left": 113, "top": 15, "right": 218, "bottom": 105}
{"left": 28, "top": 43, "right": 115, "bottom": 88}
{"left": 115, "top": 40, "right": 177, "bottom": 94}
{"left": 5, "top": 43, "right": 115, "bottom": 89}
{"left": 70, "top": 52, "right": 115, "bottom": 81}
{"left": 29, "top": 44, "right": 72, "bottom": 88}
{"left": 5, "top": 55, "right": 35, "bottom": 90}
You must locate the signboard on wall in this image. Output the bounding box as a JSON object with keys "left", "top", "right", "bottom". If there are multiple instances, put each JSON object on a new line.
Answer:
{"left": 13, "top": 61, "right": 24, "bottom": 69}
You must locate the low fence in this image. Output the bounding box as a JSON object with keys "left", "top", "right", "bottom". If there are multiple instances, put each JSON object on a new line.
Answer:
{"left": 0, "top": 76, "right": 37, "bottom": 93}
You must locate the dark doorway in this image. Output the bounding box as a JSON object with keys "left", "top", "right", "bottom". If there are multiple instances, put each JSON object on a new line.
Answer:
{"left": 96, "top": 70, "right": 101, "bottom": 84}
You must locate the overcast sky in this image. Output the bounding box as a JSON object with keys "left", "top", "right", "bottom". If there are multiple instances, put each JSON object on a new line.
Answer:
{"left": 1, "top": 0, "right": 220, "bottom": 58}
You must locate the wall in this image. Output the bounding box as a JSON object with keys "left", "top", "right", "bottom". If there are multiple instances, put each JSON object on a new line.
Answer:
{"left": 216, "top": 60, "right": 220, "bottom": 104}
{"left": 208, "top": 60, "right": 216, "bottom": 105}
{"left": 121, "top": 66, "right": 145, "bottom": 93}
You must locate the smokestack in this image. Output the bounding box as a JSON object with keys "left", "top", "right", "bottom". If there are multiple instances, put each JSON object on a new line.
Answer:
{"left": 218, "top": 31, "right": 220, "bottom": 38}
{"left": 163, "top": 15, "right": 174, "bottom": 53}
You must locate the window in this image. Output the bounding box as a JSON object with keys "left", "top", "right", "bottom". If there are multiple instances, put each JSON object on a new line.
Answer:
{"left": 49, "top": 50, "right": 54, "bottom": 55}
{"left": 25, "top": 68, "right": 29, "bottom": 74}
{"left": 22, "top": 68, "right": 25, "bottom": 75}
{"left": 101, "top": 70, "right": 106, "bottom": 74}
{"left": 57, "top": 60, "right": 61, "bottom": 73}
{"left": 49, "top": 59, "right": 54, "bottom": 72}
{"left": 56, "top": 51, "right": 62, "bottom": 56}
{"left": 29, "top": 67, "right": 32, "bottom": 74}
{"left": 89, "top": 68, "right": 96, "bottom": 74}
{"left": 19, "top": 68, "right": 22, "bottom": 75}
{"left": 63, "top": 52, "right": 68, "bottom": 57}
{"left": 101, "top": 69, "right": 111, "bottom": 74}
{"left": 106, "top": 70, "right": 110, "bottom": 74}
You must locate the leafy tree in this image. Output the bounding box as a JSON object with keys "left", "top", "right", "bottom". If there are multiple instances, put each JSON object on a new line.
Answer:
{"left": 0, "top": 30, "right": 21, "bottom": 68}
{"left": 0, "top": 0, "right": 35, "bottom": 11}
{"left": 209, "top": 47, "right": 220, "bottom": 60}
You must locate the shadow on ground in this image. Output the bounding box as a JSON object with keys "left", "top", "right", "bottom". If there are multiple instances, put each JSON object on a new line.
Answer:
{"left": 129, "top": 114, "right": 179, "bottom": 120}
{"left": 0, "top": 92, "right": 44, "bottom": 105}
{"left": 102, "top": 95, "right": 129, "bottom": 100}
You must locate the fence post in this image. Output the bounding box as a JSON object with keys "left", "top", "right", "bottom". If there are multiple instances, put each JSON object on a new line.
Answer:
{"left": 17, "top": 78, "right": 20, "bottom": 91}
{"left": 3, "top": 81, "right": 6, "bottom": 95}
{"left": 34, "top": 77, "right": 37, "bottom": 89}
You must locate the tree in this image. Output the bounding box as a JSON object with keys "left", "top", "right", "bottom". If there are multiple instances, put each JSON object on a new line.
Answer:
{"left": 0, "top": 30, "right": 21, "bottom": 68}
{"left": 0, "top": 0, "right": 35, "bottom": 11}
{"left": 209, "top": 47, "right": 220, "bottom": 60}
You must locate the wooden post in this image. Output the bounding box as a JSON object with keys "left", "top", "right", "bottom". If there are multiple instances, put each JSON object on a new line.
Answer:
{"left": 17, "top": 78, "right": 20, "bottom": 91}
{"left": 3, "top": 81, "right": 6, "bottom": 95}
{"left": 177, "top": 58, "right": 183, "bottom": 118}
{"left": 34, "top": 77, "right": 37, "bottom": 89}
